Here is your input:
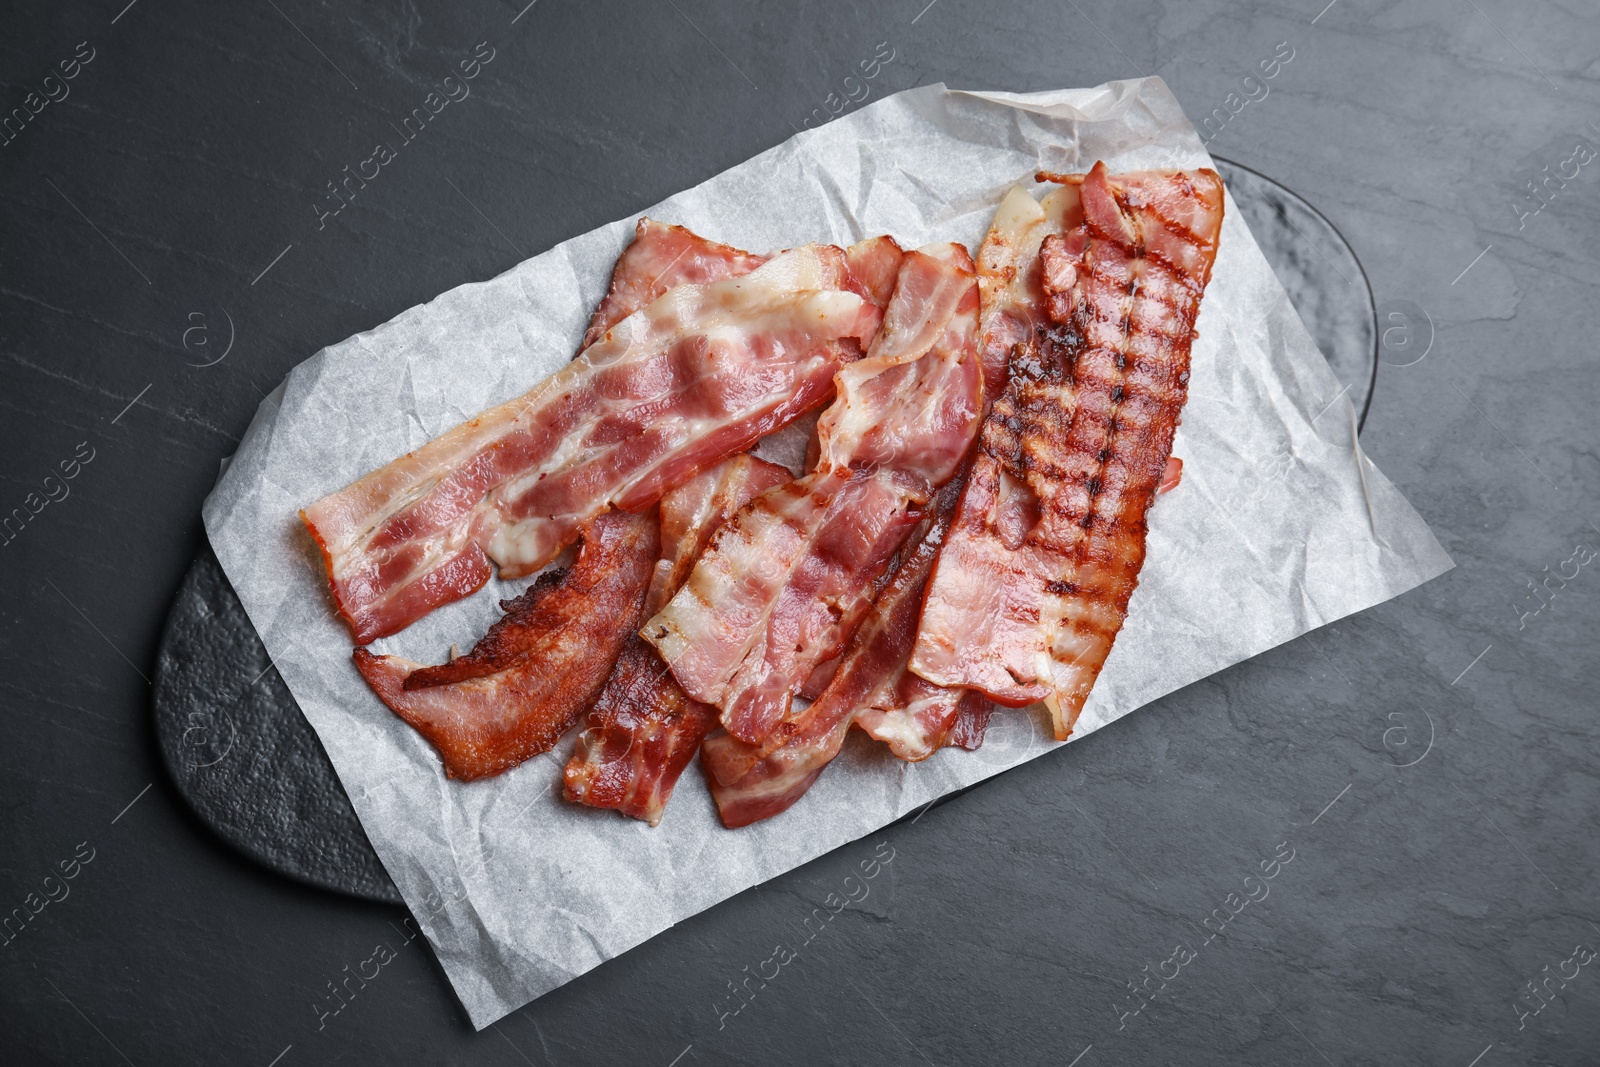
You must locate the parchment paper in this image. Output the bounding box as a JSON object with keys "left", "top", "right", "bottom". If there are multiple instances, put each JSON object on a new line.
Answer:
{"left": 203, "top": 77, "right": 1453, "bottom": 1028}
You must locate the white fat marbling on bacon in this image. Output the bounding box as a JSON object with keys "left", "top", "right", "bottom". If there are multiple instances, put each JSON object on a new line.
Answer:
{"left": 582, "top": 218, "right": 768, "bottom": 351}
{"left": 644, "top": 466, "right": 928, "bottom": 744}
{"left": 643, "top": 244, "right": 984, "bottom": 747}
{"left": 302, "top": 241, "right": 879, "bottom": 643}
{"left": 562, "top": 453, "right": 791, "bottom": 825}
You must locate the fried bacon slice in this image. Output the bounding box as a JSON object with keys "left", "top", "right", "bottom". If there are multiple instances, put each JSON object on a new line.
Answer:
{"left": 842, "top": 479, "right": 983, "bottom": 761}
{"left": 650, "top": 467, "right": 929, "bottom": 744}
{"left": 644, "top": 245, "right": 983, "bottom": 746}
{"left": 708, "top": 392, "right": 1184, "bottom": 824}
{"left": 562, "top": 454, "right": 790, "bottom": 825}
{"left": 945, "top": 693, "right": 995, "bottom": 749}
{"left": 352, "top": 509, "right": 658, "bottom": 781}
{"left": 972, "top": 181, "right": 1087, "bottom": 398}
{"left": 302, "top": 239, "right": 881, "bottom": 643}
{"left": 643, "top": 454, "right": 797, "bottom": 620}
{"left": 701, "top": 716, "right": 852, "bottom": 829}
{"left": 813, "top": 247, "right": 984, "bottom": 483}
{"left": 843, "top": 235, "right": 907, "bottom": 310}
{"left": 911, "top": 162, "right": 1225, "bottom": 738}
{"left": 701, "top": 478, "right": 963, "bottom": 826}
{"left": 562, "top": 641, "right": 718, "bottom": 820}
{"left": 703, "top": 466, "right": 1006, "bottom": 828}
{"left": 582, "top": 219, "right": 768, "bottom": 350}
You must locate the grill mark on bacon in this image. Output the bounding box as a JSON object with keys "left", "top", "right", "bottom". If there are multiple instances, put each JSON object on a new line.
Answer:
{"left": 702, "top": 475, "right": 962, "bottom": 806}
{"left": 562, "top": 454, "right": 790, "bottom": 825}
{"left": 652, "top": 466, "right": 929, "bottom": 745}
{"left": 352, "top": 509, "right": 658, "bottom": 781}
{"left": 910, "top": 163, "right": 1224, "bottom": 737}
{"left": 644, "top": 246, "right": 984, "bottom": 749}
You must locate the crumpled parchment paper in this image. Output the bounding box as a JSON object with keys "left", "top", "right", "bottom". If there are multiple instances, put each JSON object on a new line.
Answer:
{"left": 203, "top": 77, "right": 1453, "bottom": 1028}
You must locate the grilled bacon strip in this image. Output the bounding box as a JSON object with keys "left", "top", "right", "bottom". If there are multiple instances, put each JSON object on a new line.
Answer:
{"left": 837, "top": 187, "right": 1093, "bottom": 762}
{"left": 740, "top": 456, "right": 1182, "bottom": 806}
{"left": 353, "top": 509, "right": 658, "bottom": 781}
{"left": 562, "top": 455, "right": 790, "bottom": 825}
{"left": 644, "top": 245, "right": 983, "bottom": 747}
{"left": 911, "top": 163, "right": 1224, "bottom": 739}
{"left": 649, "top": 466, "right": 929, "bottom": 745}
{"left": 302, "top": 239, "right": 880, "bottom": 644}
{"left": 702, "top": 477, "right": 966, "bottom": 826}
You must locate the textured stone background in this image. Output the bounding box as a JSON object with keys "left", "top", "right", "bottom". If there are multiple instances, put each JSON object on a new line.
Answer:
{"left": 2, "top": 1, "right": 1595, "bottom": 1064}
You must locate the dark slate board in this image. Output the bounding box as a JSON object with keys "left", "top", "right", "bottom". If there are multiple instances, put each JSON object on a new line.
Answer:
{"left": 151, "top": 159, "right": 1375, "bottom": 905}
{"left": 153, "top": 541, "right": 402, "bottom": 904}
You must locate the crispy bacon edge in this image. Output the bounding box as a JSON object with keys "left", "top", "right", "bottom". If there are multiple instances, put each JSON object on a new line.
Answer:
{"left": 352, "top": 509, "right": 658, "bottom": 781}
{"left": 562, "top": 455, "right": 792, "bottom": 825}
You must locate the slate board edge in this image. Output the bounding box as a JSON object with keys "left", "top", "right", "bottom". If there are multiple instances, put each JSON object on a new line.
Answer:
{"left": 153, "top": 543, "right": 403, "bottom": 905}
{"left": 1212, "top": 154, "right": 1380, "bottom": 431}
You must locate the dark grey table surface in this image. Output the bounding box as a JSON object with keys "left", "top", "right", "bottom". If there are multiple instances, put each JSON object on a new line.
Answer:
{"left": 4, "top": 1, "right": 1597, "bottom": 1064}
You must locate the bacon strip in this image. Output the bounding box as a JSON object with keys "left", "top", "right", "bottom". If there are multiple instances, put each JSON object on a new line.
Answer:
{"left": 562, "top": 455, "right": 790, "bottom": 825}
{"left": 945, "top": 692, "right": 995, "bottom": 749}
{"left": 843, "top": 235, "right": 907, "bottom": 310}
{"left": 562, "top": 641, "right": 719, "bottom": 820}
{"left": 843, "top": 480, "right": 979, "bottom": 761}
{"left": 703, "top": 665, "right": 986, "bottom": 828}
{"left": 701, "top": 715, "right": 852, "bottom": 829}
{"left": 303, "top": 241, "right": 880, "bottom": 643}
{"left": 650, "top": 466, "right": 929, "bottom": 744}
{"left": 352, "top": 509, "right": 658, "bottom": 781}
{"left": 583, "top": 219, "right": 768, "bottom": 351}
{"left": 911, "top": 163, "right": 1224, "bottom": 738}
{"left": 643, "top": 455, "right": 796, "bottom": 619}
{"left": 645, "top": 246, "right": 983, "bottom": 746}
{"left": 972, "top": 181, "right": 1086, "bottom": 397}
{"left": 700, "top": 479, "right": 953, "bottom": 825}
{"left": 814, "top": 247, "right": 984, "bottom": 484}
{"left": 701, "top": 470, "right": 997, "bottom": 827}
{"left": 719, "top": 448, "right": 1182, "bottom": 814}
